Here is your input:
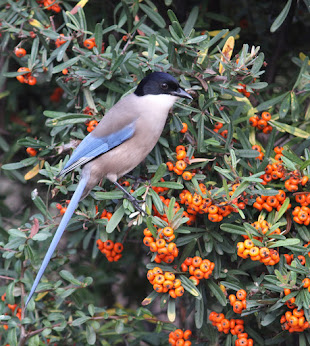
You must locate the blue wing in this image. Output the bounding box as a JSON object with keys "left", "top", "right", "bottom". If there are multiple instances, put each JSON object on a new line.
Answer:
{"left": 60, "top": 122, "right": 135, "bottom": 176}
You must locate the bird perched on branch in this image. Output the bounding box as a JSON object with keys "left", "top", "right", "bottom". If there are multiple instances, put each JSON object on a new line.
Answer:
{"left": 25, "top": 71, "right": 192, "bottom": 307}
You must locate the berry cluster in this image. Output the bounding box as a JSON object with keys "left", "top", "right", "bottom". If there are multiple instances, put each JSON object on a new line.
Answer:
{"left": 1, "top": 293, "right": 21, "bottom": 331}
{"left": 98, "top": 208, "right": 113, "bottom": 221}
{"left": 237, "top": 83, "right": 251, "bottom": 98}
{"left": 143, "top": 227, "right": 178, "bottom": 264}
{"left": 56, "top": 200, "right": 70, "bottom": 215}
{"left": 228, "top": 289, "right": 247, "bottom": 314}
{"left": 253, "top": 190, "right": 289, "bottom": 212}
{"left": 283, "top": 288, "right": 296, "bottom": 309}
{"left": 166, "top": 145, "right": 195, "bottom": 181}
{"left": 259, "top": 147, "right": 286, "bottom": 184}
{"left": 38, "top": 0, "right": 62, "bottom": 13}
{"left": 284, "top": 254, "right": 306, "bottom": 266}
{"left": 292, "top": 206, "right": 310, "bottom": 225}
{"left": 245, "top": 220, "right": 281, "bottom": 240}
{"left": 179, "top": 183, "right": 247, "bottom": 224}
{"left": 55, "top": 34, "right": 66, "bottom": 48}
{"left": 151, "top": 178, "right": 169, "bottom": 194}
{"left": 147, "top": 267, "right": 184, "bottom": 298}
{"left": 84, "top": 37, "right": 97, "bottom": 50}
{"left": 16, "top": 67, "right": 37, "bottom": 85}
{"left": 213, "top": 122, "right": 228, "bottom": 138}
{"left": 249, "top": 111, "right": 273, "bottom": 134}
{"left": 235, "top": 333, "right": 254, "bottom": 346}
{"left": 237, "top": 239, "right": 280, "bottom": 265}
{"left": 209, "top": 312, "right": 253, "bottom": 345}
{"left": 50, "top": 87, "right": 64, "bottom": 102}
{"left": 280, "top": 309, "right": 309, "bottom": 333}
{"left": 86, "top": 119, "right": 98, "bottom": 132}
{"left": 168, "top": 329, "right": 192, "bottom": 346}
{"left": 284, "top": 170, "right": 309, "bottom": 192}
{"left": 180, "top": 256, "right": 214, "bottom": 284}
{"left": 251, "top": 144, "right": 264, "bottom": 160}
{"left": 295, "top": 193, "right": 310, "bottom": 206}
{"left": 96, "top": 239, "right": 123, "bottom": 262}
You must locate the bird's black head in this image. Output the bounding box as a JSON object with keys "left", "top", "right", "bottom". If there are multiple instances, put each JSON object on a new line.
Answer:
{"left": 134, "top": 72, "right": 192, "bottom": 100}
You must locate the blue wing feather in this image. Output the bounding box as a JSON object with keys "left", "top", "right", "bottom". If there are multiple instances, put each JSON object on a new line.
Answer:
{"left": 25, "top": 173, "right": 89, "bottom": 307}
{"left": 61, "top": 122, "right": 135, "bottom": 175}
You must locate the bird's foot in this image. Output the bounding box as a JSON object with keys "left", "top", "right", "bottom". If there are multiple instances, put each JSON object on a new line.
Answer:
{"left": 114, "top": 181, "right": 146, "bottom": 215}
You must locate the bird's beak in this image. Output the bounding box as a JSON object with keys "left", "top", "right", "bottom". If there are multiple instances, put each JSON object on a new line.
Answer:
{"left": 170, "top": 87, "right": 193, "bottom": 100}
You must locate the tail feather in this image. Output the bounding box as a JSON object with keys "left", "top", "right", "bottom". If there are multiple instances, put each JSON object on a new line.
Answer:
{"left": 25, "top": 174, "right": 89, "bottom": 308}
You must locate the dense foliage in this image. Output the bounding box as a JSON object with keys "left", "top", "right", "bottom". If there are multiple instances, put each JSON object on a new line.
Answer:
{"left": 1, "top": 0, "right": 310, "bottom": 345}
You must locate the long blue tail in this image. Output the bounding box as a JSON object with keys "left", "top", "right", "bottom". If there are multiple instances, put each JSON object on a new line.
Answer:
{"left": 25, "top": 174, "right": 89, "bottom": 308}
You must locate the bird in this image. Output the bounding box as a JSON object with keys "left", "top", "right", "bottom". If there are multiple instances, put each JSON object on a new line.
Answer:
{"left": 25, "top": 71, "right": 192, "bottom": 307}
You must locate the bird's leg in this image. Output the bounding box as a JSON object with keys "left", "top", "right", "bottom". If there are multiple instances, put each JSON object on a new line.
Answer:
{"left": 114, "top": 181, "right": 146, "bottom": 215}
{"left": 123, "top": 174, "right": 148, "bottom": 183}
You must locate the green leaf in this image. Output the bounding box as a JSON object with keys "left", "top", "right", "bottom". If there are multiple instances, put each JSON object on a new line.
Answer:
{"left": 8, "top": 229, "right": 27, "bottom": 238}
{"left": 269, "top": 120, "right": 310, "bottom": 139}
{"left": 195, "top": 290, "right": 204, "bottom": 329}
{"left": 207, "top": 280, "right": 227, "bottom": 306}
{"left": 72, "top": 316, "right": 91, "bottom": 326}
{"left": 270, "top": 0, "right": 292, "bottom": 32}
{"left": 279, "top": 92, "right": 291, "bottom": 118}
{"left": 30, "top": 37, "right": 39, "bottom": 68}
{"left": 95, "top": 190, "right": 124, "bottom": 200}
{"left": 180, "top": 275, "right": 202, "bottom": 299}
{"left": 167, "top": 299, "right": 176, "bottom": 322}
{"left": 183, "top": 6, "right": 199, "bottom": 37}
{"left": 256, "top": 93, "right": 287, "bottom": 112}
{"left": 31, "top": 190, "right": 52, "bottom": 219}
{"left": 86, "top": 324, "right": 96, "bottom": 345}
{"left": 52, "top": 57, "right": 79, "bottom": 73}
{"left": 148, "top": 34, "right": 156, "bottom": 59}
{"left": 59, "top": 270, "right": 81, "bottom": 285}
{"left": 106, "top": 206, "right": 125, "bottom": 233}
{"left": 166, "top": 197, "right": 176, "bottom": 223}
{"left": 274, "top": 197, "right": 290, "bottom": 223}
{"left": 152, "top": 182, "right": 184, "bottom": 189}
{"left": 139, "top": 4, "right": 166, "bottom": 28}
{"left": 220, "top": 224, "right": 245, "bottom": 235}
{"left": 269, "top": 238, "right": 300, "bottom": 248}
{"left": 2, "top": 157, "right": 37, "bottom": 170}
{"left": 151, "top": 163, "right": 167, "bottom": 184}
{"left": 142, "top": 290, "right": 159, "bottom": 306}
{"left": 94, "top": 23, "right": 103, "bottom": 55}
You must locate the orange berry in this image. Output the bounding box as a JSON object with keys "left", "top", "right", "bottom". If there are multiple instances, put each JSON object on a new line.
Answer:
{"left": 15, "top": 47, "right": 27, "bottom": 58}
{"left": 175, "top": 160, "right": 187, "bottom": 171}
{"left": 166, "top": 162, "right": 174, "bottom": 171}
{"left": 183, "top": 330, "right": 192, "bottom": 340}
{"left": 236, "top": 289, "right": 247, "bottom": 300}
{"left": 244, "top": 239, "right": 254, "bottom": 249}
{"left": 261, "top": 111, "right": 271, "bottom": 121}
{"left": 229, "top": 294, "right": 236, "bottom": 304}
{"left": 176, "top": 150, "right": 187, "bottom": 160}
{"left": 175, "top": 286, "right": 184, "bottom": 297}
{"left": 26, "top": 147, "right": 37, "bottom": 156}
{"left": 180, "top": 122, "right": 188, "bottom": 133}
{"left": 84, "top": 38, "right": 96, "bottom": 49}
{"left": 163, "top": 227, "right": 174, "bottom": 237}
{"left": 182, "top": 171, "right": 193, "bottom": 180}
{"left": 233, "top": 301, "right": 243, "bottom": 313}
{"left": 257, "top": 119, "right": 267, "bottom": 130}
{"left": 113, "top": 242, "right": 123, "bottom": 253}
{"left": 249, "top": 116, "right": 258, "bottom": 127}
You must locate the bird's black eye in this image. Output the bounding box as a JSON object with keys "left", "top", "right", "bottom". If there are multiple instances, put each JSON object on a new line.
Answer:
{"left": 161, "top": 82, "right": 168, "bottom": 90}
